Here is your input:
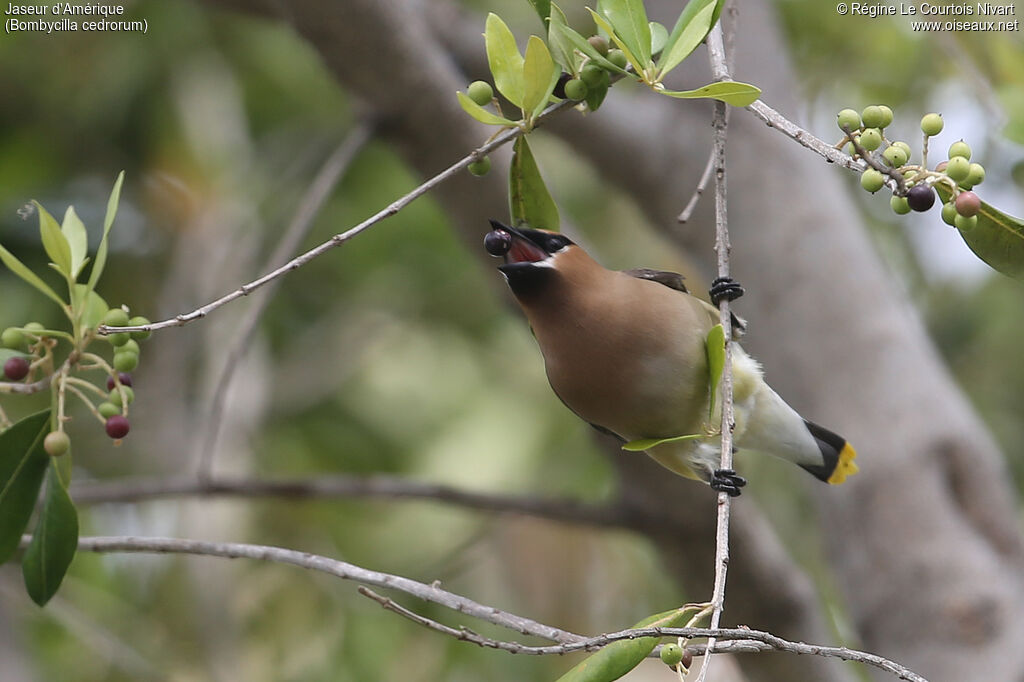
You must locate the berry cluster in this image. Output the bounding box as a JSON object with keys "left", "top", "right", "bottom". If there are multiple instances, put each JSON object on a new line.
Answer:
{"left": 838, "top": 107, "right": 985, "bottom": 230}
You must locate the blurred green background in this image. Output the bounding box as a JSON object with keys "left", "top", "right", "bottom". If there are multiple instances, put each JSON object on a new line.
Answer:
{"left": 1, "top": 1, "right": 1022, "bottom": 680}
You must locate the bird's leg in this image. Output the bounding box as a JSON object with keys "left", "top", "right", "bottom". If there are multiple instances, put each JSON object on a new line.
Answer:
{"left": 709, "top": 277, "right": 744, "bottom": 307}
{"left": 709, "top": 468, "right": 747, "bottom": 497}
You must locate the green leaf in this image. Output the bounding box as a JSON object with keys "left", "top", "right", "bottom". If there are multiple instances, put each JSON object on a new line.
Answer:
{"left": 456, "top": 92, "right": 520, "bottom": 127}
{"left": 526, "top": 0, "right": 551, "bottom": 25}
{"left": 86, "top": 171, "right": 124, "bottom": 296}
{"left": 72, "top": 285, "right": 110, "bottom": 330}
{"left": 588, "top": 9, "right": 643, "bottom": 76}
{"left": 705, "top": 323, "right": 726, "bottom": 420}
{"left": 508, "top": 137, "right": 560, "bottom": 231}
{"left": 621, "top": 433, "right": 702, "bottom": 451}
{"left": 660, "top": 80, "right": 761, "bottom": 106}
{"left": 485, "top": 13, "right": 526, "bottom": 108}
{"left": 61, "top": 206, "right": 89, "bottom": 280}
{"left": 522, "top": 35, "right": 558, "bottom": 122}
{"left": 34, "top": 202, "right": 73, "bottom": 278}
{"left": 585, "top": 79, "right": 610, "bottom": 112}
{"left": 0, "top": 243, "right": 67, "bottom": 308}
{"left": 552, "top": 17, "right": 629, "bottom": 75}
{"left": 935, "top": 186, "right": 1024, "bottom": 279}
{"left": 658, "top": 0, "right": 723, "bottom": 77}
{"left": 554, "top": 607, "right": 698, "bottom": 681}
{"left": 22, "top": 464, "right": 79, "bottom": 606}
{"left": 596, "top": 0, "right": 650, "bottom": 68}
{"left": 649, "top": 21, "right": 668, "bottom": 56}
{"left": 546, "top": 4, "right": 581, "bottom": 75}
{"left": 0, "top": 410, "right": 51, "bottom": 565}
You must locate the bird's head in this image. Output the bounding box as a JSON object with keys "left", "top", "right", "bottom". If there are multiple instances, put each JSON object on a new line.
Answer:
{"left": 484, "top": 220, "right": 578, "bottom": 299}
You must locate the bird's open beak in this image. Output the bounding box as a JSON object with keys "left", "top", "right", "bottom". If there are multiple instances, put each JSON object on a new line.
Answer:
{"left": 487, "top": 220, "right": 551, "bottom": 265}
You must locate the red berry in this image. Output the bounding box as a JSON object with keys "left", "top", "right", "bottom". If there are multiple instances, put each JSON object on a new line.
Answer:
{"left": 3, "top": 356, "right": 29, "bottom": 381}
{"left": 954, "top": 191, "right": 981, "bottom": 217}
{"left": 105, "top": 415, "right": 130, "bottom": 439}
{"left": 906, "top": 184, "right": 936, "bottom": 212}
{"left": 106, "top": 372, "right": 133, "bottom": 391}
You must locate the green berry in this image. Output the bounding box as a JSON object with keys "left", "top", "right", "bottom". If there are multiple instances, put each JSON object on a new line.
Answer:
{"left": 844, "top": 142, "right": 856, "bottom": 157}
{"left": 44, "top": 431, "right": 70, "bottom": 457}
{"left": 948, "top": 140, "right": 971, "bottom": 160}
{"left": 108, "top": 332, "right": 131, "bottom": 347}
{"left": 859, "top": 128, "right": 882, "bottom": 151}
{"left": 587, "top": 35, "right": 610, "bottom": 56}
{"left": 109, "top": 386, "right": 135, "bottom": 407}
{"left": 128, "top": 316, "right": 152, "bottom": 341}
{"left": 893, "top": 141, "right": 912, "bottom": 158}
{"left": 606, "top": 49, "right": 628, "bottom": 69}
{"left": 954, "top": 214, "right": 978, "bottom": 231}
{"left": 113, "top": 351, "right": 139, "bottom": 373}
{"left": 860, "top": 168, "right": 885, "bottom": 193}
{"left": 861, "top": 105, "right": 885, "bottom": 129}
{"left": 966, "top": 163, "right": 985, "bottom": 186}
{"left": 890, "top": 195, "right": 911, "bottom": 215}
{"left": 837, "top": 108, "right": 861, "bottom": 132}
{"left": 1, "top": 327, "right": 26, "bottom": 350}
{"left": 921, "top": 113, "right": 943, "bottom": 136}
{"left": 580, "top": 64, "right": 607, "bottom": 88}
{"left": 102, "top": 308, "right": 130, "bottom": 327}
{"left": 955, "top": 191, "right": 981, "bottom": 217}
{"left": 660, "top": 643, "right": 684, "bottom": 666}
{"left": 468, "top": 157, "right": 491, "bottom": 177}
{"left": 883, "top": 145, "right": 908, "bottom": 168}
{"left": 22, "top": 322, "right": 45, "bottom": 339}
{"left": 941, "top": 202, "right": 958, "bottom": 226}
{"left": 98, "top": 401, "right": 121, "bottom": 419}
{"left": 563, "top": 78, "right": 588, "bottom": 101}
{"left": 118, "top": 339, "right": 140, "bottom": 355}
{"left": 945, "top": 156, "right": 971, "bottom": 182}
{"left": 467, "top": 81, "right": 493, "bottom": 107}
{"left": 878, "top": 105, "right": 894, "bottom": 128}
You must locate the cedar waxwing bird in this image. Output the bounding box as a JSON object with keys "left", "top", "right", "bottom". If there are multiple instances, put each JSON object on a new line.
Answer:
{"left": 485, "top": 220, "right": 858, "bottom": 496}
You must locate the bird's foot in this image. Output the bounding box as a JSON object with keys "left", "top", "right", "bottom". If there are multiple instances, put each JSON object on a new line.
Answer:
{"left": 709, "top": 277, "right": 744, "bottom": 307}
{"left": 710, "top": 468, "right": 747, "bottom": 497}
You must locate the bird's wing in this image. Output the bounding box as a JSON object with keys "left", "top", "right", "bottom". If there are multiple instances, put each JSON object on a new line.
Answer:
{"left": 623, "top": 268, "right": 689, "bottom": 293}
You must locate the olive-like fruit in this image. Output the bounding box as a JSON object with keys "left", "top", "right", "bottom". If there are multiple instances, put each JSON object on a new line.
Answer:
{"left": 98, "top": 401, "right": 121, "bottom": 419}
{"left": 877, "top": 105, "right": 894, "bottom": 128}
{"left": 113, "top": 351, "right": 139, "bottom": 373}
{"left": 105, "top": 415, "right": 130, "bottom": 439}
{"left": 109, "top": 386, "right": 135, "bottom": 407}
{"left": 890, "top": 195, "right": 911, "bottom": 215}
{"left": 606, "top": 49, "right": 628, "bottom": 69}
{"left": 837, "top": 108, "right": 861, "bottom": 132}
{"left": 107, "top": 332, "right": 131, "bottom": 347}
{"left": 468, "top": 157, "right": 491, "bottom": 177}
{"left": 484, "top": 229, "right": 513, "bottom": 256}
{"left": 44, "top": 431, "right": 70, "bottom": 457}
{"left": 106, "top": 372, "right": 133, "bottom": 391}
{"left": 102, "top": 308, "right": 130, "bottom": 327}
{"left": 954, "top": 214, "right": 978, "bottom": 231}
{"left": 1, "top": 327, "right": 25, "bottom": 350}
{"left": 892, "top": 141, "right": 912, "bottom": 158}
{"left": 467, "top": 80, "right": 494, "bottom": 106}
{"left": 860, "top": 169, "right": 885, "bottom": 193}
{"left": 861, "top": 105, "right": 885, "bottom": 129}
{"left": 3, "top": 356, "right": 29, "bottom": 381}
{"left": 948, "top": 140, "right": 971, "bottom": 160}
{"left": 941, "top": 202, "right": 958, "bottom": 226}
{"left": 920, "top": 113, "right": 944, "bottom": 136}
{"left": 581, "top": 63, "right": 608, "bottom": 88}
{"left": 966, "top": 163, "right": 985, "bottom": 186}
{"left": 955, "top": 191, "right": 981, "bottom": 217}
{"left": 563, "top": 78, "right": 588, "bottom": 101}
{"left": 859, "top": 128, "right": 882, "bottom": 151}
{"left": 660, "top": 643, "right": 684, "bottom": 666}
{"left": 945, "top": 156, "right": 971, "bottom": 182}
{"left": 883, "top": 145, "right": 908, "bottom": 168}
{"left": 906, "top": 184, "right": 936, "bottom": 212}
{"left": 128, "top": 316, "right": 152, "bottom": 341}
{"left": 587, "top": 35, "right": 610, "bottom": 55}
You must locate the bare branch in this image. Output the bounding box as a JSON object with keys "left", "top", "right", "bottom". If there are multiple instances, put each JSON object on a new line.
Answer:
{"left": 676, "top": 149, "right": 716, "bottom": 224}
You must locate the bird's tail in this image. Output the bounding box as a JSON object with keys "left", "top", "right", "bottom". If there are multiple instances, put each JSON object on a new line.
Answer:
{"left": 799, "top": 420, "right": 859, "bottom": 484}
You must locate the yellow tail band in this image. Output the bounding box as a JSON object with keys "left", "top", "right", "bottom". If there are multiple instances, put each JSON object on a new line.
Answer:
{"left": 827, "top": 443, "right": 859, "bottom": 485}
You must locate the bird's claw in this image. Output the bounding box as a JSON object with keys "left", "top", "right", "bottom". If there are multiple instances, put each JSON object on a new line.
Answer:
{"left": 709, "top": 277, "right": 744, "bottom": 307}
{"left": 710, "top": 468, "right": 747, "bottom": 497}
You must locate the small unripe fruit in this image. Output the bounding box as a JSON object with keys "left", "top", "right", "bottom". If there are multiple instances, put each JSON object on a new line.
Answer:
{"left": 580, "top": 63, "right": 607, "bottom": 88}
{"left": 966, "top": 163, "right": 985, "bottom": 186}
{"left": 945, "top": 156, "right": 971, "bottom": 182}
{"left": 955, "top": 191, "right": 981, "bottom": 217}
{"left": 107, "top": 332, "right": 131, "bottom": 347}
{"left": 563, "top": 78, "right": 587, "bottom": 101}
{"left": 98, "top": 401, "right": 121, "bottom": 419}
{"left": 3, "top": 356, "right": 29, "bottom": 381}
{"left": 920, "top": 113, "right": 943, "bottom": 136}
{"left": 844, "top": 142, "right": 856, "bottom": 157}
{"left": 113, "top": 351, "right": 139, "bottom": 372}
{"left": 890, "top": 195, "right": 911, "bottom": 215}
{"left": 954, "top": 214, "right": 978, "bottom": 231}
{"left": 883, "top": 145, "right": 908, "bottom": 167}
{"left": 127, "top": 317, "right": 151, "bottom": 340}
{"left": 859, "top": 128, "right": 882, "bottom": 151}
{"left": 23, "top": 322, "right": 45, "bottom": 334}
{"left": 106, "top": 372, "right": 133, "bottom": 391}
{"left": 468, "top": 157, "right": 491, "bottom": 177}
{"left": 606, "top": 49, "right": 628, "bottom": 69}
{"left": 860, "top": 169, "right": 885, "bottom": 193}
{"left": 109, "top": 386, "right": 135, "bottom": 407}
{"left": 660, "top": 643, "right": 684, "bottom": 666}
{"left": 44, "top": 431, "right": 70, "bottom": 457}
{"left": 105, "top": 415, "right": 130, "bottom": 439}
{"left": 467, "top": 81, "right": 493, "bottom": 106}
{"left": 877, "top": 105, "right": 894, "bottom": 128}
{"left": 893, "top": 141, "right": 912, "bottom": 158}
{"left": 484, "top": 230, "right": 513, "bottom": 256}
{"left": 101, "top": 308, "right": 130, "bottom": 327}
{"left": 941, "top": 202, "right": 958, "bottom": 226}
{"left": 587, "top": 35, "right": 610, "bottom": 55}
{"left": 837, "top": 108, "right": 861, "bottom": 132}
{"left": 907, "top": 184, "right": 936, "bottom": 212}
{"left": 1, "top": 328, "right": 26, "bottom": 350}
{"left": 861, "top": 105, "right": 885, "bottom": 129}
{"left": 948, "top": 140, "right": 971, "bottom": 160}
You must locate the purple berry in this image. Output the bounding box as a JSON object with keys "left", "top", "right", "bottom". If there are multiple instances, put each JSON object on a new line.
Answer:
{"left": 106, "top": 372, "right": 133, "bottom": 391}
{"left": 105, "top": 415, "right": 130, "bottom": 439}
{"left": 906, "top": 184, "right": 936, "bottom": 212}
{"left": 484, "top": 229, "right": 513, "bottom": 256}
{"left": 3, "top": 356, "right": 29, "bottom": 381}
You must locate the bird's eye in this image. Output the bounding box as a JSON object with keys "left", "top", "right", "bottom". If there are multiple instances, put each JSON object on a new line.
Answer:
{"left": 545, "top": 235, "right": 570, "bottom": 252}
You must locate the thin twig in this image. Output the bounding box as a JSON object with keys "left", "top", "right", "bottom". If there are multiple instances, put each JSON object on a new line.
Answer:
{"left": 695, "top": 24, "right": 735, "bottom": 682}
{"left": 196, "top": 122, "right": 374, "bottom": 482}
{"left": 98, "top": 100, "right": 573, "bottom": 338}
{"left": 676, "top": 149, "right": 716, "bottom": 224}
